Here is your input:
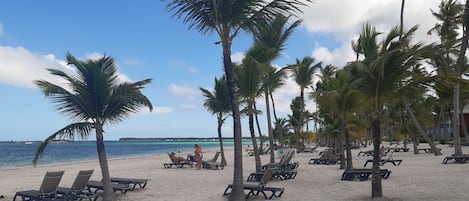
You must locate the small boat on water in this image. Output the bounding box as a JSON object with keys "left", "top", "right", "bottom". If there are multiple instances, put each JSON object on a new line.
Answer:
{"left": 24, "top": 141, "right": 33, "bottom": 145}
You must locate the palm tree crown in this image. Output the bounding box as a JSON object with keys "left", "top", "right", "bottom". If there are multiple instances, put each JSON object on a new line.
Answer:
{"left": 33, "top": 53, "right": 153, "bottom": 201}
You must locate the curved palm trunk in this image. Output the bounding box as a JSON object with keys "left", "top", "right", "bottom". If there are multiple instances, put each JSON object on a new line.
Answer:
{"left": 217, "top": 115, "right": 227, "bottom": 165}
{"left": 402, "top": 97, "right": 442, "bottom": 155}
{"left": 221, "top": 40, "right": 244, "bottom": 201}
{"left": 265, "top": 90, "right": 275, "bottom": 163}
{"left": 248, "top": 104, "right": 262, "bottom": 172}
{"left": 270, "top": 91, "right": 279, "bottom": 121}
{"left": 95, "top": 124, "right": 113, "bottom": 201}
{"left": 254, "top": 104, "right": 265, "bottom": 154}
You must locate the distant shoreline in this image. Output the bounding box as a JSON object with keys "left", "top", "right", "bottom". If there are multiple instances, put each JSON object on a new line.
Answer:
{"left": 118, "top": 137, "right": 256, "bottom": 141}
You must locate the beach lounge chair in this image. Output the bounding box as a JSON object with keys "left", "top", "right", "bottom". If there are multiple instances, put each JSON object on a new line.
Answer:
{"left": 163, "top": 152, "right": 194, "bottom": 168}
{"left": 308, "top": 150, "right": 338, "bottom": 165}
{"left": 86, "top": 180, "right": 131, "bottom": 194}
{"left": 341, "top": 168, "right": 392, "bottom": 181}
{"left": 363, "top": 150, "right": 402, "bottom": 167}
{"left": 262, "top": 150, "right": 298, "bottom": 170}
{"left": 110, "top": 177, "right": 149, "bottom": 190}
{"left": 202, "top": 151, "right": 224, "bottom": 170}
{"left": 56, "top": 169, "right": 96, "bottom": 201}
{"left": 223, "top": 168, "right": 284, "bottom": 199}
{"left": 13, "top": 170, "right": 65, "bottom": 201}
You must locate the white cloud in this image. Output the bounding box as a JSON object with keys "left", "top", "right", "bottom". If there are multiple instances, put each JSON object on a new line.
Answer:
{"left": 0, "top": 47, "right": 137, "bottom": 89}
{"left": 168, "top": 84, "right": 198, "bottom": 101}
{"left": 231, "top": 51, "right": 245, "bottom": 64}
{"left": 0, "top": 46, "right": 66, "bottom": 88}
{"left": 152, "top": 106, "right": 174, "bottom": 114}
{"left": 300, "top": 0, "right": 442, "bottom": 67}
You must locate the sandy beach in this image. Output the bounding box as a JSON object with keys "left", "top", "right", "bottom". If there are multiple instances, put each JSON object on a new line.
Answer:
{"left": 1, "top": 144, "right": 469, "bottom": 201}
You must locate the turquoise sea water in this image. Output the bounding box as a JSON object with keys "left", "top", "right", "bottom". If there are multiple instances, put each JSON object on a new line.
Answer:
{"left": 0, "top": 140, "right": 248, "bottom": 169}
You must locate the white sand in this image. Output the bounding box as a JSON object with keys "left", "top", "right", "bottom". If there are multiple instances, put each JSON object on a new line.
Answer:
{"left": 1, "top": 144, "right": 469, "bottom": 201}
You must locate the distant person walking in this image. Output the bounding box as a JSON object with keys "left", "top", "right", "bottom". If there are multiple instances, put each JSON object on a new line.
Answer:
{"left": 194, "top": 144, "right": 203, "bottom": 169}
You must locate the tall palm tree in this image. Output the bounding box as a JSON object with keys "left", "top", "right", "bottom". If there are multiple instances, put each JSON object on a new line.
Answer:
{"left": 289, "top": 56, "right": 322, "bottom": 142}
{"left": 235, "top": 55, "right": 264, "bottom": 171}
{"left": 33, "top": 53, "right": 153, "bottom": 201}
{"left": 316, "top": 68, "right": 365, "bottom": 171}
{"left": 428, "top": 0, "right": 466, "bottom": 156}
{"left": 350, "top": 23, "right": 428, "bottom": 197}
{"left": 164, "top": 1, "right": 310, "bottom": 199}
{"left": 200, "top": 77, "right": 231, "bottom": 165}
{"left": 252, "top": 14, "right": 301, "bottom": 163}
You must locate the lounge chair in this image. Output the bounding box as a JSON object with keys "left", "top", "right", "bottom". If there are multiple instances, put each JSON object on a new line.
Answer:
{"left": 262, "top": 150, "right": 298, "bottom": 170}
{"left": 56, "top": 169, "right": 96, "bottom": 201}
{"left": 363, "top": 151, "right": 402, "bottom": 167}
{"left": 163, "top": 152, "right": 194, "bottom": 168}
{"left": 309, "top": 150, "right": 338, "bottom": 165}
{"left": 223, "top": 168, "right": 284, "bottom": 199}
{"left": 341, "top": 168, "right": 392, "bottom": 181}
{"left": 202, "top": 151, "right": 225, "bottom": 170}
{"left": 13, "top": 170, "right": 65, "bottom": 201}
{"left": 110, "top": 177, "right": 149, "bottom": 190}
{"left": 86, "top": 180, "right": 131, "bottom": 194}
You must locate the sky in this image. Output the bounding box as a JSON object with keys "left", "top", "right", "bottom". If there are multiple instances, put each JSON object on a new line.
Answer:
{"left": 0, "top": 0, "right": 445, "bottom": 141}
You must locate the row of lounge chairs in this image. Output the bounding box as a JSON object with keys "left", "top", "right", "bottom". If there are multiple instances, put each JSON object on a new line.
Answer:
{"left": 163, "top": 151, "right": 225, "bottom": 170}
{"left": 13, "top": 170, "right": 148, "bottom": 201}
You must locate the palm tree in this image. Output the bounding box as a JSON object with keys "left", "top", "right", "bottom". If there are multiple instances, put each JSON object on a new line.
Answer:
{"left": 428, "top": 0, "right": 466, "bottom": 156}
{"left": 200, "top": 77, "right": 231, "bottom": 165}
{"left": 33, "top": 53, "right": 153, "bottom": 201}
{"left": 235, "top": 55, "right": 264, "bottom": 171}
{"left": 164, "top": 1, "right": 310, "bottom": 199}
{"left": 350, "top": 23, "right": 429, "bottom": 197}
{"left": 315, "top": 68, "right": 365, "bottom": 171}
{"left": 252, "top": 14, "right": 301, "bottom": 163}
{"left": 289, "top": 56, "right": 322, "bottom": 142}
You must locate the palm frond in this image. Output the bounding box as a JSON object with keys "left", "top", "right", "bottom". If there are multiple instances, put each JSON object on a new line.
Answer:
{"left": 33, "top": 122, "right": 94, "bottom": 165}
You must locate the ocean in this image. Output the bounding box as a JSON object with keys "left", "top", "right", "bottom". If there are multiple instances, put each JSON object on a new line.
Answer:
{"left": 0, "top": 140, "right": 246, "bottom": 169}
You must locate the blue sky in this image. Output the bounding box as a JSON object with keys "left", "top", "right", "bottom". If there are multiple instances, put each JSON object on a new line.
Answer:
{"left": 0, "top": 0, "right": 443, "bottom": 141}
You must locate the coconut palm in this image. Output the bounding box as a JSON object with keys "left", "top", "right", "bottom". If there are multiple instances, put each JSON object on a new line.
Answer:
{"left": 33, "top": 53, "right": 153, "bottom": 201}
{"left": 316, "top": 68, "right": 365, "bottom": 171}
{"left": 164, "top": 1, "right": 310, "bottom": 198}
{"left": 428, "top": 0, "right": 466, "bottom": 156}
{"left": 200, "top": 77, "right": 231, "bottom": 165}
{"left": 235, "top": 54, "right": 265, "bottom": 172}
{"left": 288, "top": 56, "right": 322, "bottom": 141}
{"left": 350, "top": 23, "right": 431, "bottom": 197}
{"left": 252, "top": 14, "right": 301, "bottom": 163}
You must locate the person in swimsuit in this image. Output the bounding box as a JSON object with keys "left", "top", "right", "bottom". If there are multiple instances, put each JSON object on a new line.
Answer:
{"left": 194, "top": 144, "right": 203, "bottom": 169}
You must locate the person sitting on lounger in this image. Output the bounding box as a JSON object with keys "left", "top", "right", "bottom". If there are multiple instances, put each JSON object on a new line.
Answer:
{"left": 194, "top": 144, "right": 203, "bottom": 170}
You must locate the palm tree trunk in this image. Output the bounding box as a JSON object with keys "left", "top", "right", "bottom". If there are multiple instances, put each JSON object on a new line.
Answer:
{"left": 265, "top": 91, "right": 275, "bottom": 163}
{"left": 221, "top": 39, "right": 244, "bottom": 201}
{"left": 343, "top": 117, "right": 353, "bottom": 171}
{"left": 254, "top": 104, "right": 264, "bottom": 154}
{"left": 402, "top": 96, "right": 442, "bottom": 155}
{"left": 95, "top": 124, "right": 113, "bottom": 201}
{"left": 217, "top": 116, "right": 227, "bottom": 165}
{"left": 270, "top": 91, "right": 279, "bottom": 121}
{"left": 249, "top": 109, "right": 262, "bottom": 172}
{"left": 452, "top": 83, "right": 463, "bottom": 156}
{"left": 371, "top": 115, "right": 383, "bottom": 198}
